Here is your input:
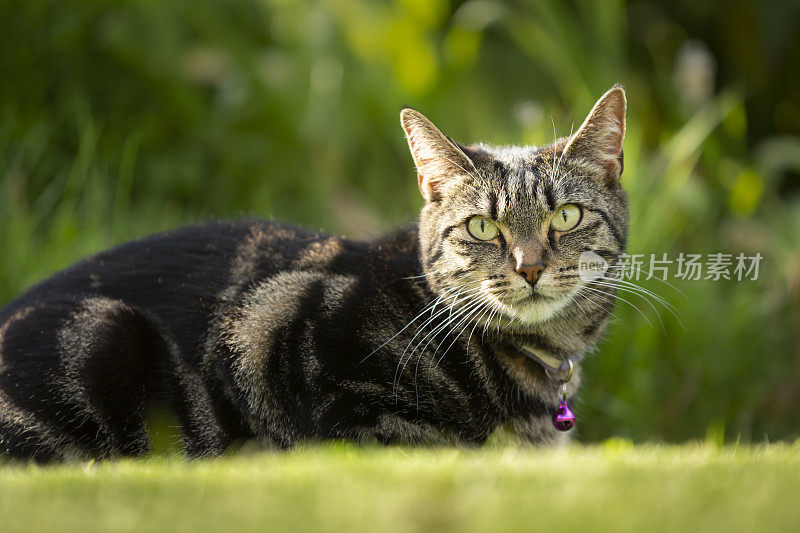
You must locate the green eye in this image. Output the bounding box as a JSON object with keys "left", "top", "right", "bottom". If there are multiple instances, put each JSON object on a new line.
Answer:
{"left": 550, "top": 204, "right": 582, "bottom": 232}
{"left": 467, "top": 216, "right": 500, "bottom": 241}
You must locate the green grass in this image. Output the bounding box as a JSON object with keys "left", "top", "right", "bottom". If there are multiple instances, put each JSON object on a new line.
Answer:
{"left": 1, "top": 442, "right": 799, "bottom": 532}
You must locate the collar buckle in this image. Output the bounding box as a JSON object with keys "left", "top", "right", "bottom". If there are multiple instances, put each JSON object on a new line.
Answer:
{"left": 518, "top": 345, "right": 576, "bottom": 384}
{"left": 545, "top": 357, "right": 574, "bottom": 384}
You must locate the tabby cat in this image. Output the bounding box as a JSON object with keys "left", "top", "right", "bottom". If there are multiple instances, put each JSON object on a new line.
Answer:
{"left": 0, "top": 87, "right": 627, "bottom": 461}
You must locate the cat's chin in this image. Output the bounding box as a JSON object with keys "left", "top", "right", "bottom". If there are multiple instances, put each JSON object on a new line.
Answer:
{"left": 500, "top": 293, "right": 571, "bottom": 326}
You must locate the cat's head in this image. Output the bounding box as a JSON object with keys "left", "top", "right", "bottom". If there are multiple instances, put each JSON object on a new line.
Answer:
{"left": 401, "top": 86, "right": 628, "bottom": 330}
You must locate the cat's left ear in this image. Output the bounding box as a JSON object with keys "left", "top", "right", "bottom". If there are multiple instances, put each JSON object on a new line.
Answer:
{"left": 563, "top": 85, "right": 627, "bottom": 182}
{"left": 400, "top": 108, "right": 477, "bottom": 202}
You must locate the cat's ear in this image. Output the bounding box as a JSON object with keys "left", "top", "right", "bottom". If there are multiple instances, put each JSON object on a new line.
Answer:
{"left": 563, "top": 85, "right": 627, "bottom": 182}
{"left": 400, "top": 108, "right": 477, "bottom": 202}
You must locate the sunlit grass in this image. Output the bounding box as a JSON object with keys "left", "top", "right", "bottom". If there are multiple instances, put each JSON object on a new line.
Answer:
{"left": 1, "top": 441, "right": 799, "bottom": 533}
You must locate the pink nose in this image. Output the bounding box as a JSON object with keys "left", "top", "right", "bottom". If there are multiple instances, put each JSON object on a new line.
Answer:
{"left": 516, "top": 262, "right": 545, "bottom": 285}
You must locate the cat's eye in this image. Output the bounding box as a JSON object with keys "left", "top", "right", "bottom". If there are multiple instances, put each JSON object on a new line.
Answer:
{"left": 467, "top": 216, "right": 500, "bottom": 241}
{"left": 550, "top": 204, "right": 582, "bottom": 232}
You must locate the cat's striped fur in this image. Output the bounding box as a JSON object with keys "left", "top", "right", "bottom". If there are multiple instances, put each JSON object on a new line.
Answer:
{"left": 0, "top": 87, "right": 628, "bottom": 460}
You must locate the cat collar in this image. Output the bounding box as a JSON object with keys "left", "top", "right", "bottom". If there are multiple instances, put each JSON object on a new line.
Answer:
{"left": 518, "top": 346, "right": 577, "bottom": 432}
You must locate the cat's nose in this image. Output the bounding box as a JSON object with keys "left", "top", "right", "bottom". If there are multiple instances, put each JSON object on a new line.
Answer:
{"left": 516, "top": 262, "right": 545, "bottom": 286}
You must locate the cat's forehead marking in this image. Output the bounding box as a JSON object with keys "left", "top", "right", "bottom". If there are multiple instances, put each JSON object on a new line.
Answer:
{"left": 475, "top": 145, "right": 554, "bottom": 229}
{"left": 485, "top": 145, "right": 539, "bottom": 168}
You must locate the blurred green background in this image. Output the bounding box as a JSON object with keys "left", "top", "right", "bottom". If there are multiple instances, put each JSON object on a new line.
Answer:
{"left": 0, "top": 0, "right": 798, "bottom": 444}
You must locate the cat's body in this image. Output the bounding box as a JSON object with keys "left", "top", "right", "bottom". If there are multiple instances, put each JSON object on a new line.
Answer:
{"left": 0, "top": 221, "right": 571, "bottom": 460}
{"left": 0, "top": 87, "right": 628, "bottom": 461}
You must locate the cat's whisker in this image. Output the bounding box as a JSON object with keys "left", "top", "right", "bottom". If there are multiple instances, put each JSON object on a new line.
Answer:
{"left": 574, "top": 292, "right": 601, "bottom": 321}
{"left": 581, "top": 284, "right": 654, "bottom": 327}
{"left": 549, "top": 121, "right": 575, "bottom": 186}
{"left": 439, "top": 154, "right": 484, "bottom": 188}
{"left": 603, "top": 263, "right": 687, "bottom": 296}
{"left": 361, "top": 291, "right": 451, "bottom": 365}
{"left": 550, "top": 116, "right": 559, "bottom": 180}
{"left": 481, "top": 304, "right": 496, "bottom": 341}
{"left": 401, "top": 292, "right": 489, "bottom": 403}
{"left": 406, "top": 290, "right": 487, "bottom": 368}
{"left": 413, "top": 293, "right": 486, "bottom": 363}
{"left": 591, "top": 277, "right": 684, "bottom": 331}
{"left": 568, "top": 290, "right": 592, "bottom": 319}
{"left": 590, "top": 270, "right": 686, "bottom": 329}
{"left": 430, "top": 280, "right": 483, "bottom": 317}
{"left": 361, "top": 280, "right": 483, "bottom": 365}
{"left": 591, "top": 271, "right": 682, "bottom": 315}
{"left": 399, "top": 286, "right": 484, "bottom": 362}
{"left": 429, "top": 294, "right": 491, "bottom": 361}
{"left": 495, "top": 303, "right": 504, "bottom": 333}
{"left": 465, "top": 297, "right": 496, "bottom": 353}
{"left": 446, "top": 285, "right": 469, "bottom": 320}
{"left": 392, "top": 285, "right": 486, "bottom": 397}
{"left": 431, "top": 294, "right": 494, "bottom": 373}
{"left": 575, "top": 258, "right": 683, "bottom": 321}
{"left": 591, "top": 279, "right": 668, "bottom": 333}
{"left": 482, "top": 297, "right": 505, "bottom": 342}
{"left": 431, "top": 306, "right": 489, "bottom": 375}
{"left": 418, "top": 296, "right": 492, "bottom": 401}
{"left": 571, "top": 287, "right": 621, "bottom": 324}
{"left": 435, "top": 280, "right": 484, "bottom": 307}
{"left": 401, "top": 269, "right": 439, "bottom": 280}
{"left": 596, "top": 275, "right": 682, "bottom": 317}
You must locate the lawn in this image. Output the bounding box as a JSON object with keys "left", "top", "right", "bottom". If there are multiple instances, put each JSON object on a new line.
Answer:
{"left": 1, "top": 441, "right": 798, "bottom": 533}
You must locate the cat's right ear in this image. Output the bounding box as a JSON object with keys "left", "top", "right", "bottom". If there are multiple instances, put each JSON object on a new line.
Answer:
{"left": 562, "top": 86, "right": 627, "bottom": 183}
{"left": 400, "top": 108, "right": 476, "bottom": 202}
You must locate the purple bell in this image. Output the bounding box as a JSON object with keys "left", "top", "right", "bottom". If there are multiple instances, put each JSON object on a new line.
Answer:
{"left": 552, "top": 400, "right": 575, "bottom": 431}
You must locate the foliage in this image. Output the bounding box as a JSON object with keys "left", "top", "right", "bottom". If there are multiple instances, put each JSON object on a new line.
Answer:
{"left": 1, "top": 0, "right": 798, "bottom": 442}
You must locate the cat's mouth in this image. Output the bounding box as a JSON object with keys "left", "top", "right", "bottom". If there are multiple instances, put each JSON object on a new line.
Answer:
{"left": 504, "top": 289, "right": 553, "bottom": 305}
{"left": 491, "top": 287, "right": 572, "bottom": 326}
{"left": 523, "top": 290, "right": 552, "bottom": 301}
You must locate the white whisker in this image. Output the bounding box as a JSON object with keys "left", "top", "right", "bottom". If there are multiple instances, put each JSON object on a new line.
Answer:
{"left": 581, "top": 284, "right": 653, "bottom": 327}
{"left": 361, "top": 280, "right": 482, "bottom": 365}
{"left": 592, "top": 277, "right": 685, "bottom": 330}
{"left": 401, "top": 269, "right": 439, "bottom": 280}
{"left": 392, "top": 285, "right": 485, "bottom": 398}
{"left": 401, "top": 292, "right": 488, "bottom": 403}
{"left": 604, "top": 263, "right": 687, "bottom": 296}
{"left": 431, "top": 295, "right": 494, "bottom": 372}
